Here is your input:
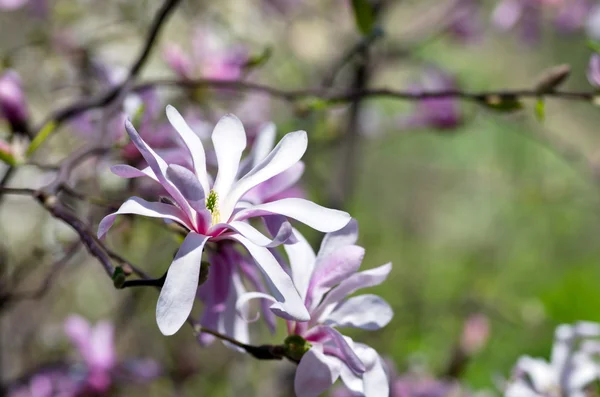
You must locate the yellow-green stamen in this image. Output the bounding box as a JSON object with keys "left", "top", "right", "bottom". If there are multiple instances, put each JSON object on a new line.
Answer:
{"left": 206, "top": 190, "right": 220, "bottom": 225}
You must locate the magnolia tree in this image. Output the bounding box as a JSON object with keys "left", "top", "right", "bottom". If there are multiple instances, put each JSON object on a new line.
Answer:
{"left": 3, "top": 0, "right": 600, "bottom": 396}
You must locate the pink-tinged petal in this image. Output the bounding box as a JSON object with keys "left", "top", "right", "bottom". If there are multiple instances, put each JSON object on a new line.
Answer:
{"left": 223, "top": 130, "right": 308, "bottom": 219}
{"left": 162, "top": 44, "right": 194, "bottom": 79}
{"left": 233, "top": 198, "right": 350, "bottom": 233}
{"left": 239, "top": 258, "right": 277, "bottom": 333}
{"left": 215, "top": 221, "right": 290, "bottom": 248}
{"left": 306, "top": 245, "right": 365, "bottom": 310}
{"left": 355, "top": 344, "right": 389, "bottom": 397}
{"left": 312, "top": 263, "right": 392, "bottom": 325}
{"left": 124, "top": 120, "right": 192, "bottom": 217}
{"left": 89, "top": 322, "right": 116, "bottom": 370}
{"left": 111, "top": 164, "right": 158, "bottom": 181}
{"left": 165, "top": 105, "right": 210, "bottom": 194}
{"left": 212, "top": 114, "right": 246, "bottom": 202}
{"left": 264, "top": 216, "right": 295, "bottom": 245}
{"left": 64, "top": 315, "right": 92, "bottom": 356}
{"left": 97, "top": 197, "right": 192, "bottom": 239}
{"left": 284, "top": 228, "right": 316, "bottom": 302}
{"left": 251, "top": 122, "right": 276, "bottom": 168}
{"left": 243, "top": 161, "right": 305, "bottom": 204}
{"left": 156, "top": 232, "right": 210, "bottom": 335}
{"left": 219, "top": 271, "right": 250, "bottom": 351}
{"left": 492, "top": 0, "right": 522, "bottom": 30}
{"left": 294, "top": 347, "right": 342, "bottom": 397}
{"left": 323, "top": 327, "right": 366, "bottom": 374}
{"left": 325, "top": 294, "right": 393, "bottom": 331}
{"left": 235, "top": 291, "right": 278, "bottom": 322}
{"left": 0, "top": 0, "right": 28, "bottom": 10}
{"left": 166, "top": 164, "right": 206, "bottom": 217}
{"left": 317, "top": 218, "right": 358, "bottom": 259}
{"left": 227, "top": 234, "right": 310, "bottom": 321}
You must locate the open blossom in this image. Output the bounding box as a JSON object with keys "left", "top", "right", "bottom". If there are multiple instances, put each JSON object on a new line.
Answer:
{"left": 239, "top": 220, "right": 392, "bottom": 396}
{"left": 64, "top": 315, "right": 117, "bottom": 393}
{"left": 505, "top": 322, "right": 600, "bottom": 397}
{"left": 98, "top": 105, "right": 350, "bottom": 336}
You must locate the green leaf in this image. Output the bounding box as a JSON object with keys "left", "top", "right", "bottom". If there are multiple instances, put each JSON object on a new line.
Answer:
{"left": 351, "top": 0, "right": 376, "bottom": 36}
{"left": 243, "top": 47, "right": 273, "bottom": 71}
{"left": 478, "top": 95, "right": 524, "bottom": 113}
{"left": 535, "top": 98, "right": 545, "bottom": 122}
{"left": 26, "top": 121, "right": 56, "bottom": 156}
{"left": 587, "top": 40, "right": 600, "bottom": 55}
{"left": 0, "top": 148, "right": 16, "bottom": 166}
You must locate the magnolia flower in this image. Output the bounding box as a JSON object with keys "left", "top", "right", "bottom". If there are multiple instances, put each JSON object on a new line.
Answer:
{"left": 64, "top": 315, "right": 116, "bottom": 393}
{"left": 163, "top": 27, "right": 248, "bottom": 81}
{"left": 398, "top": 67, "right": 463, "bottom": 131}
{"left": 0, "top": 70, "right": 29, "bottom": 134}
{"left": 239, "top": 220, "right": 393, "bottom": 397}
{"left": 505, "top": 322, "right": 600, "bottom": 397}
{"left": 98, "top": 105, "right": 350, "bottom": 335}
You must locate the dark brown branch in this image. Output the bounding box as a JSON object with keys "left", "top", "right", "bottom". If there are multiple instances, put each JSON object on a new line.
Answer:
{"left": 0, "top": 241, "right": 81, "bottom": 310}
{"left": 134, "top": 77, "right": 599, "bottom": 104}
{"left": 32, "top": 0, "right": 182, "bottom": 135}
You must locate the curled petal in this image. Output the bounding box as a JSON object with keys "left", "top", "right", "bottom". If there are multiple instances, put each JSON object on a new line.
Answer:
{"left": 323, "top": 327, "right": 366, "bottom": 374}
{"left": 213, "top": 221, "right": 291, "bottom": 248}
{"left": 227, "top": 235, "right": 310, "bottom": 321}
{"left": 110, "top": 165, "right": 157, "bottom": 181}
{"left": 156, "top": 232, "right": 210, "bottom": 335}
{"left": 284, "top": 228, "right": 317, "bottom": 302}
{"left": 97, "top": 197, "right": 192, "bottom": 238}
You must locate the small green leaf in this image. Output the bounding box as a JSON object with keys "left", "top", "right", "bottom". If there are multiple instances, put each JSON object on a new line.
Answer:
{"left": 587, "top": 40, "right": 600, "bottom": 55}
{"left": 351, "top": 0, "right": 376, "bottom": 36}
{"left": 26, "top": 121, "right": 56, "bottom": 156}
{"left": 478, "top": 95, "right": 524, "bottom": 112}
{"left": 535, "top": 98, "right": 545, "bottom": 122}
{"left": 0, "top": 148, "right": 16, "bottom": 166}
{"left": 243, "top": 47, "right": 272, "bottom": 71}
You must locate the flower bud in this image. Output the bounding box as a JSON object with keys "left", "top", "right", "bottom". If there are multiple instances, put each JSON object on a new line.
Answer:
{"left": 0, "top": 70, "right": 29, "bottom": 134}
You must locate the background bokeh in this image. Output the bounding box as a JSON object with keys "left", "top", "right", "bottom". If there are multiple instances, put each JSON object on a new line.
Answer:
{"left": 2, "top": 0, "right": 600, "bottom": 395}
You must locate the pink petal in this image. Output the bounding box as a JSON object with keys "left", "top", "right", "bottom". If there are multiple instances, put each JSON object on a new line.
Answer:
{"left": 294, "top": 347, "right": 342, "bottom": 397}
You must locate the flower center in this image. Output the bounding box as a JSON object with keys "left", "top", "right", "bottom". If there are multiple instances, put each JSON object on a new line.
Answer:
{"left": 206, "top": 189, "right": 220, "bottom": 225}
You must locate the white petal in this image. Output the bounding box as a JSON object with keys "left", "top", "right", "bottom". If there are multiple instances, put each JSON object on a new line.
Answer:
{"left": 284, "top": 228, "right": 317, "bottom": 302}
{"left": 97, "top": 196, "right": 191, "bottom": 238}
{"left": 111, "top": 164, "right": 158, "bottom": 181}
{"left": 317, "top": 218, "right": 359, "bottom": 259}
{"left": 251, "top": 122, "right": 276, "bottom": 168}
{"left": 156, "top": 232, "right": 210, "bottom": 335}
{"left": 234, "top": 198, "right": 350, "bottom": 233}
{"left": 165, "top": 105, "right": 210, "bottom": 194}
{"left": 227, "top": 235, "right": 310, "bottom": 321}
{"left": 312, "top": 263, "right": 392, "bottom": 326}
{"left": 515, "top": 356, "right": 556, "bottom": 393}
{"left": 212, "top": 114, "right": 246, "bottom": 203}
{"left": 223, "top": 130, "right": 307, "bottom": 220}
{"left": 219, "top": 270, "right": 250, "bottom": 351}
{"left": 324, "top": 327, "right": 366, "bottom": 374}
{"left": 353, "top": 344, "right": 390, "bottom": 397}
{"left": 294, "top": 347, "right": 341, "bottom": 397}
{"left": 214, "top": 221, "right": 289, "bottom": 248}
{"left": 326, "top": 294, "right": 393, "bottom": 331}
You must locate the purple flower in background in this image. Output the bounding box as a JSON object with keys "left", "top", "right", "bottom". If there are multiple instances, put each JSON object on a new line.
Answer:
{"left": 446, "top": 0, "right": 483, "bottom": 43}
{"left": 553, "top": 0, "right": 592, "bottom": 33}
{"left": 64, "top": 315, "right": 116, "bottom": 393}
{"left": 238, "top": 220, "right": 392, "bottom": 397}
{"left": 99, "top": 105, "right": 350, "bottom": 335}
{"left": 587, "top": 53, "right": 600, "bottom": 88}
{"left": 163, "top": 27, "right": 248, "bottom": 81}
{"left": 0, "top": 70, "right": 29, "bottom": 134}
{"left": 398, "top": 68, "right": 463, "bottom": 131}
{"left": 505, "top": 322, "right": 600, "bottom": 397}
{"left": 0, "top": 0, "right": 47, "bottom": 15}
